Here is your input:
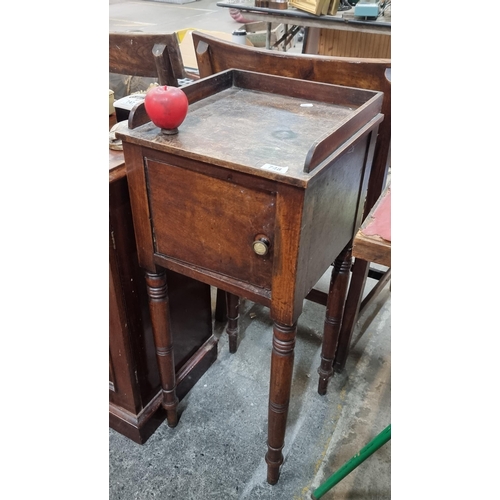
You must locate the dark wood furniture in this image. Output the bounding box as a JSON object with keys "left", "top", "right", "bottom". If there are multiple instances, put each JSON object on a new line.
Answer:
{"left": 317, "top": 184, "right": 391, "bottom": 398}
{"left": 109, "top": 31, "right": 197, "bottom": 88}
{"left": 109, "top": 149, "right": 217, "bottom": 444}
{"left": 353, "top": 185, "right": 391, "bottom": 267}
{"left": 192, "top": 31, "right": 391, "bottom": 387}
{"left": 109, "top": 34, "right": 217, "bottom": 444}
{"left": 324, "top": 185, "right": 390, "bottom": 384}
{"left": 193, "top": 31, "right": 390, "bottom": 216}
{"left": 117, "top": 69, "right": 383, "bottom": 483}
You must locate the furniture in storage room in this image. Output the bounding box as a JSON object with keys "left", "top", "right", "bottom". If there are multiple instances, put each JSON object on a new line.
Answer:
{"left": 117, "top": 69, "right": 384, "bottom": 483}
{"left": 320, "top": 183, "right": 391, "bottom": 394}
{"left": 336, "top": 183, "right": 391, "bottom": 372}
{"left": 109, "top": 150, "right": 217, "bottom": 444}
{"left": 109, "top": 34, "right": 217, "bottom": 444}
{"left": 193, "top": 31, "right": 391, "bottom": 383}
{"left": 214, "top": 1, "right": 390, "bottom": 55}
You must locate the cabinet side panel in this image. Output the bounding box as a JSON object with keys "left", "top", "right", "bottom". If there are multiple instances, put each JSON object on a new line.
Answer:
{"left": 298, "top": 132, "right": 372, "bottom": 298}
{"left": 109, "top": 259, "right": 141, "bottom": 413}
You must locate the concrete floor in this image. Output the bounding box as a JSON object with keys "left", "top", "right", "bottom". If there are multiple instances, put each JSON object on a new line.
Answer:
{"left": 109, "top": 278, "right": 391, "bottom": 500}
{"left": 109, "top": 0, "right": 240, "bottom": 35}
{"left": 109, "top": 2, "right": 391, "bottom": 498}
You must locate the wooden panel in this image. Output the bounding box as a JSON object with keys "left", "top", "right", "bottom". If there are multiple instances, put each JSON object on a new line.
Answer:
{"left": 270, "top": 183, "right": 305, "bottom": 324}
{"left": 109, "top": 254, "right": 141, "bottom": 413}
{"left": 297, "top": 126, "right": 374, "bottom": 299}
{"left": 316, "top": 29, "right": 391, "bottom": 58}
{"left": 146, "top": 159, "right": 276, "bottom": 290}
{"left": 109, "top": 32, "right": 182, "bottom": 86}
{"left": 192, "top": 32, "right": 390, "bottom": 107}
{"left": 352, "top": 232, "right": 390, "bottom": 267}
{"left": 352, "top": 185, "right": 391, "bottom": 267}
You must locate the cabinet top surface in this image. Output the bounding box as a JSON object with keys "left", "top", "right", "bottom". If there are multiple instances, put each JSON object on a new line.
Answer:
{"left": 118, "top": 70, "right": 383, "bottom": 185}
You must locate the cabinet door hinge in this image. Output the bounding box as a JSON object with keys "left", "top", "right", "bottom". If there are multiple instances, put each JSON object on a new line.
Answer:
{"left": 111, "top": 230, "right": 116, "bottom": 250}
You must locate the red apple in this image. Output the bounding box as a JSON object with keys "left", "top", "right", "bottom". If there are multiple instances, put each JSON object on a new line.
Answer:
{"left": 144, "top": 85, "right": 189, "bottom": 134}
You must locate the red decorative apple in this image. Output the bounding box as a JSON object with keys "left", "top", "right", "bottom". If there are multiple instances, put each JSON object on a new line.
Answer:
{"left": 144, "top": 85, "right": 189, "bottom": 135}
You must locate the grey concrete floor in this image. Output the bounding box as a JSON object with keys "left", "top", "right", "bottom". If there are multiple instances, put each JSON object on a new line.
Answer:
{"left": 109, "top": 2, "right": 391, "bottom": 498}
{"left": 109, "top": 274, "right": 391, "bottom": 500}
{"left": 109, "top": 0, "right": 240, "bottom": 35}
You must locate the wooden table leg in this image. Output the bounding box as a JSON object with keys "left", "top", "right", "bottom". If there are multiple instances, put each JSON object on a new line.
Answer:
{"left": 317, "top": 246, "right": 352, "bottom": 395}
{"left": 145, "top": 269, "right": 179, "bottom": 427}
{"left": 333, "top": 258, "right": 370, "bottom": 374}
{"left": 226, "top": 292, "right": 240, "bottom": 354}
{"left": 265, "top": 321, "right": 296, "bottom": 484}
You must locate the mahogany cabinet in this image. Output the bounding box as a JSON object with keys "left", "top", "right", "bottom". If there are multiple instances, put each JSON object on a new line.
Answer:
{"left": 109, "top": 151, "right": 217, "bottom": 444}
{"left": 117, "top": 70, "right": 383, "bottom": 481}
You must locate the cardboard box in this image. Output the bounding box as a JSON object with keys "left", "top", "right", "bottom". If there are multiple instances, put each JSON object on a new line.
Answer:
{"left": 178, "top": 29, "right": 253, "bottom": 71}
{"left": 242, "top": 22, "right": 286, "bottom": 47}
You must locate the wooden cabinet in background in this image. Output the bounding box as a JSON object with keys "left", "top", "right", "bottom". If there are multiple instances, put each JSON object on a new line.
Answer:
{"left": 109, "top": 151, "right": 218, "bottom": 444}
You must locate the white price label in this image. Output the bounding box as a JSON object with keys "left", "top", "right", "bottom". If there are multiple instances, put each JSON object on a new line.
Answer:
{"left": 261, "top": 163, "right": 288, "bottom": 174}
{"left": 114, "top": 94, "right": 145, "bottom": 110}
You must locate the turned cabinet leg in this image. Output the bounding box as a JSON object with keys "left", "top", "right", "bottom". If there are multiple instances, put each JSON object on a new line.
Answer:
{"left": 226, "top": 292, "right": 240, "bottom": 354}
{"left": 333, "top": 258, "right": 370, "bottom": 374}
{"left": 265, "top": 321, "right": 296, "bottom": 485}
{"left": 145, "top": 270, "right": 179, "bottom": 427}
{"left": 317, "top": 246, "right": 352, "bottom": 395}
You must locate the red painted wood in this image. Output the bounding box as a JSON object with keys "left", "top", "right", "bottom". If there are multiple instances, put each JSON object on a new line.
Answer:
{"left": 361, "top": 188, "right": 391, "bottom": 241}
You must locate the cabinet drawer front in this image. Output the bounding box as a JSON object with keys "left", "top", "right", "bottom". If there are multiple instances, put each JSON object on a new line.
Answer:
{"left": 147, "top": 160, "right": 276, "bottom": 289}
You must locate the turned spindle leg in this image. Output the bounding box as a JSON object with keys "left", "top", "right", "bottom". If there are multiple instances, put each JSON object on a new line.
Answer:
{"left": 265, "top": 321, "right": 297, "bottom": 485}
{"left": 226, "top": 292, "right": 240, "bottom": 353}
{"left": 317, "top": 246, "right": 352, "bottom": 395}
{"left": 145, "top": 270, "right": 179, "bottom": 427}
{"left": 333, "top": 258, "right": 370, "bottom": 374}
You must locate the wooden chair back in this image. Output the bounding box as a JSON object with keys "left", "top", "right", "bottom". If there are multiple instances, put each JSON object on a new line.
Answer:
{"left": 192, "top": 31, "right": 391, "bottom": 215}
{"left": 109, "top": 32, "right": 187, "bottom": 87}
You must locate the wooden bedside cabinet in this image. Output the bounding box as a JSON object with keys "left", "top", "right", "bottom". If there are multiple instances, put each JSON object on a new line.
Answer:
{"left": 109, "top": 150, "right": 217, "bottom": 444}
{"left": 117, "top": 69, "right": 383, "bottom": 481}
